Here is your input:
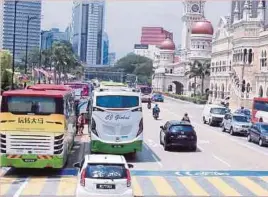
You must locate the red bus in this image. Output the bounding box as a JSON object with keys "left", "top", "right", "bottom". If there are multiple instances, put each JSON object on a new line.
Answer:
{"left": 26, "top": 84, "right": 72, "bottom": 91}
{"left": 64, "top": 82, "right": 90, "bottom": 100}
{"left": 252, "top": 97, "right": 268, "bottom": 123}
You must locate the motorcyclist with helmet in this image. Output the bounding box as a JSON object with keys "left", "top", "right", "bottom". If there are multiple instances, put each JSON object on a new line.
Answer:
{"left": 153, "top": 104, "right": 160, "bottom": 116}
{"left": 182, "top": 113, "right": 191, "bottom": 122}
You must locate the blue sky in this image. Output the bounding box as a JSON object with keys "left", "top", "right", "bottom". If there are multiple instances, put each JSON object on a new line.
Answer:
{"left": 42, "top": 1, "right": 230, "bottom": 58}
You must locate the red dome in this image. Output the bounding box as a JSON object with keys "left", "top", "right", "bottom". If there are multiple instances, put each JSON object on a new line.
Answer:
{"left": 159, "top": 38, "right": 175, "bottom": 50}
{"left": 191, "top": 20, "right": 214, "bottom": 35}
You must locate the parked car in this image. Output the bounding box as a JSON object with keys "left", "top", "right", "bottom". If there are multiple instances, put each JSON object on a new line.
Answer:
{"left": 247, "top": 122, "right": 268, "bottom": 146}
{"left": 235, "top": 108, "right": 251, "bottom": 121}
{"left": 160, "top": 120, "right": 197, "bottom": 151}
{"left": 152, "top": 93, "right": 164, "bottom": 102}
{"left": 202, "top": 104, "right": 226, "bottom": 126}
{"left": 74, "top": 154, "right": 134, "bottom": 197}
{"left": 222, "top": 113, "right": 252, "bottom": 136}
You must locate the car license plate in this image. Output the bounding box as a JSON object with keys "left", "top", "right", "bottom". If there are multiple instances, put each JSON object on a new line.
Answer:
{"left": 177, "top": 135, "right": 187, "bottom": 138}
{"left": 22, "top": 159, "right": 37, "bottom": 163}
{"left": 112, "top": 145, "right": 123, "bottom": 148}
{"left": 96, "top": 184, "right": 115, "bottom": 189}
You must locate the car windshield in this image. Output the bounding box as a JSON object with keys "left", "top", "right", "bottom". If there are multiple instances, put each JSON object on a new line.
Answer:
{"left": 210, "top": 108, "right": 226, "bottom": 115}
{"left": 170, "top": 125, "right": 194, "bottom": 132}
{"left": 233, "top": 115, "right": 249, "bottom": 122}
{"left": 260, "top": 124, "right": 268, "bottom": 133}
{"left": 96, "top": 95, "right": 139, "bottom": 108}
{"left": 85, "top": 164, "right": 127, "bottom": 179}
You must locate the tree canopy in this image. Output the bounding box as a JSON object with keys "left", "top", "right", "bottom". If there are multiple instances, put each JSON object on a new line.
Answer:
{"left": 115, "top": 54, "right": 153, "bottom": 84}
{"left": 0, "top": 50, "right": 12, "bottom": 72}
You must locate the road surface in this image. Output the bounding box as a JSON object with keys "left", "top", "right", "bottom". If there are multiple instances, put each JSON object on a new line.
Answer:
{"left": 1, "top": 97, "right": 268, "bottom": 196}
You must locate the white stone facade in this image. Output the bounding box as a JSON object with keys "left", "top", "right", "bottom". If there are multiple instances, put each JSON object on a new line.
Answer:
{"left": 210, "top": 0, "right": 268, "bottom": 109}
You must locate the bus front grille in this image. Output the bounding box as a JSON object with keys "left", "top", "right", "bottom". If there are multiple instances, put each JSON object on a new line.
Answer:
{"left": 6, "top": 134, "right": 54, "bottom": 155}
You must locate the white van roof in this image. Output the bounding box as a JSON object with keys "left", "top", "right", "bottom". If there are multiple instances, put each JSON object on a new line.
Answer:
{"left": 206, "top": 104, "right": 226, "bottom": 109}
{"left": 85, "top": 154, "right": 126, "bottom": 164}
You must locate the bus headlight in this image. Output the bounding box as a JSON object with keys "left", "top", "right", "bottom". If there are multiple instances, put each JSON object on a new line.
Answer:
{"left": 136, "top": 118, "right": 143, "bottom": 137}
{"left": 91, "top": 118, "right": 99, "bottom": 137}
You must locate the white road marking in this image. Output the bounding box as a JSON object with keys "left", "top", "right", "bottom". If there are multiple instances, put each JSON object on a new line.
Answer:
{"left": 152, "top": 154, "right": 163, "bottom": 168}
{"left": 212, "top": 154, "right": 231, "bottom": 167}
{"left": 198, "top": 140, "right": 210, "bottom": 144}
{"left": 197, "top": 144, "right": 205, "bottom": 152}
{"left": 13, "top": 178, "right": 29, "bottom": 197}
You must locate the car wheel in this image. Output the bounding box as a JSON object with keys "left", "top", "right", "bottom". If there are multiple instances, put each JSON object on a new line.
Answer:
{"left": 209, "top": 119, "right": 213, "bottom": 126}
{"left": 259, "top": 138, "right": 263, "bottom": 146}
{"left": 190, "top": 145, "right": 197, "bottom": 152}
{"left": 160, "top": 133, "right": 163, "bottom": 145}
{"left": 247, "top": 134, "right": 251, "bottom": 142}
{"left": 222, "top": 126, "right": 226, "bottom": 132}
{"left": 230, "top": 127, "right": 234, "bottom": 135}
{"left": 203, "top": 117, "right": 206, "bottom": 124}
{"left": 164, "top": 138, "right": 169, "bottom": 151}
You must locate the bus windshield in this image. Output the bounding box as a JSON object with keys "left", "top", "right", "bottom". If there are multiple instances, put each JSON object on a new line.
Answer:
{"left": 253, "top": 100, "right": 268, "bottom": 112}
{"left": 66, "top": 84, "right": 89, "bottom": 97}
{"left": 5, "top": 96, "right": 59, "bottom": 115}
{"left": 96, "top": 95, "right": 139, "bottom": 108}
{"left": 140, "top": 87, "right": 152, "bottom": 94}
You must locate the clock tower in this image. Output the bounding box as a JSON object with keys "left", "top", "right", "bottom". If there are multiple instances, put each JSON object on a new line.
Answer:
{"left": 181, "top": 0, "right": 205, "bottom": 51}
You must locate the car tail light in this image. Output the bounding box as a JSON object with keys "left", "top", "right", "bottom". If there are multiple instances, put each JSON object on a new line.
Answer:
{"left": 126, "top": 169, "right": 131, "bottom": 187}
{"left": 136, "top": 118, "right": 143, "bottom": 137}
{"left": 80, "top": 169, "right": 86, "bottom": 187}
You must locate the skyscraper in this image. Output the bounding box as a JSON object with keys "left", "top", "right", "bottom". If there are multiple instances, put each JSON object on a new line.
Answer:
{"left": 102, "top": 32, "right": 109, "bottom": 65}
{"left": 41, "top": 28, "right": 68, "bottom": 50}
{"left": 0, "top": 0, "right": 3, "bottom": 49}
{"left": 72, "top": 0, "right": 105, "bottom": 66}
{"left": 3, "top": 0, "right": 41, "bottom": 61}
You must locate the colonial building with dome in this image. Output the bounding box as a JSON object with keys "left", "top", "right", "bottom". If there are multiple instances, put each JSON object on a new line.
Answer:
{"left": 209, "top": 0, "right": 268, "bottom": 109}
{"left": 152, "top": 0, "right": 213, "bottom": 96}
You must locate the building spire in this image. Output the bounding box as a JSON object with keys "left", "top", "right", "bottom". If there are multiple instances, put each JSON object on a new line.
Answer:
{"left": 234, "top": 1, "right": 239, "bottom": 13}
{"left": 258, "top": 0, "right": 263, "bottom": 8}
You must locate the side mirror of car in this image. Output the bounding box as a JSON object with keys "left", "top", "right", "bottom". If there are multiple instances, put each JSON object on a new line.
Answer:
{"left": 160, "top": 126, "right": 164, "bottom": 129}
{"left": 128, "top": 164, "right": 134, "bottom": 168}
{"left": 73, "top": 162, "right": 80, "bottom": 168}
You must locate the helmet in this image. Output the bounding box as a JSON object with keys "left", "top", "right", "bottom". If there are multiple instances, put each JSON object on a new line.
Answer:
{"left": 155, "top": 104, "right": 158, "bottom": 107}
{"left": 184, "top": 113, "right": 188, "bottom": 116}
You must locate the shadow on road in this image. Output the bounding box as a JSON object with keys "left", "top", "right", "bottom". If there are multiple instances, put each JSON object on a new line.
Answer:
{"left": 166, "top": 146, "right": 202, "bottom": 153}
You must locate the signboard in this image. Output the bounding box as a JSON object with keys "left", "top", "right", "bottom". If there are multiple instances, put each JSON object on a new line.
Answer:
{"left": 134, "top": 44, "right": 149, "bottom": 49}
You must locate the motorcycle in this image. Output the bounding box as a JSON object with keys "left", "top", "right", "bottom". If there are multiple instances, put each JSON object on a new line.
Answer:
{"left": 147, "top": 102, "right": 151, "bottom": 109}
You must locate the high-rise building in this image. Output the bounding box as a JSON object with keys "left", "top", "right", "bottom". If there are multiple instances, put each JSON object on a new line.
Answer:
{"left": 140, "top": 27, "right": 173, "bottom": 46}
{"left": 72, "top": 0, "right": 105, "bottom": 66}
{"left": 102, "top": 32, "right": 109, "bottom": 65}
{"left": 3, "top": 0, "right": 41, "bottom": 61}
{"left": 108, "top": 52, "right": 116, "bottom": 66}
{"left": 41, "top": 28, "right": 68, "bottom": 50}
{"left": 65, "top": 24, "right": 73, "bottom": 42}
{"left": 0, "top": 0, "right": 3, "bottom": 49}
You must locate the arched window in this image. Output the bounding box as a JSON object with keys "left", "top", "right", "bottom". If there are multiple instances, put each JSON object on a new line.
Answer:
{"left": 243, "top": 49, "right": 247, "bottom": 63}
{"left": 248, "top": 49, "right": 253, "bottom": 64}
{"left": 259, "top": 86, "right": 264, "bottom": 97}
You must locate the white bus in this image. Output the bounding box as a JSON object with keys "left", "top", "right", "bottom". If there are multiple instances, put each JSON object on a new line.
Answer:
{"left": 89, "top": 88, "right": 143, "bottom": 157}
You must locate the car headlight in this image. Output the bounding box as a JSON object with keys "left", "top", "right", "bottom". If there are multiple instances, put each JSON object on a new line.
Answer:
{"left": 234, "top": 125, "right": 241, "bottom": 129}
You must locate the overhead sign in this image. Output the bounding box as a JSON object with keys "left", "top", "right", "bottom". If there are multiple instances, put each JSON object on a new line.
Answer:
{"left": 134, "top": 44, "right": 148, "bottom": 49}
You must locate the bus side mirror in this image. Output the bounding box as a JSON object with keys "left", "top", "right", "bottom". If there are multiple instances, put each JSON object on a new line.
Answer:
{"left": 73, "top": 162, "right": 80, "bottom": 168}
{"left": 128, "top": 164, "right": 134, "bottom": 168}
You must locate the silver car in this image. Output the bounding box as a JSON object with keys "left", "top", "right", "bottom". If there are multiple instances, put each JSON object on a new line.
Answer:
{"left": 222, "top": 113, "right": 252, "bottom": 136}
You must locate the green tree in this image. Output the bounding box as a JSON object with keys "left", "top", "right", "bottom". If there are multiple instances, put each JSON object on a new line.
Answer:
{"left": 0, "top": 50, "right": 12, "bottom": 72}
{"left": 115, "top": 54, "right": 153, "bottom": 84}
{"left": 185, "top": 60, "right": 211, "bottom": 96}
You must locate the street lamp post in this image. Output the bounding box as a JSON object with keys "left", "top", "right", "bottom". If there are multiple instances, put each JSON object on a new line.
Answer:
{"left": 24, "top": 15, "right": 38, "bottom": 87}
{"left": 11, "top": 0, "right": 18, "bottom": 90}
{"left": 38, "top": 31, "right": 44, "bottom": 84}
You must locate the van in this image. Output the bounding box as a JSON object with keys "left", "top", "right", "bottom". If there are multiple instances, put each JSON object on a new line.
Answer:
{"left": 202, "top": 104, "right": 226, "bottom": 126}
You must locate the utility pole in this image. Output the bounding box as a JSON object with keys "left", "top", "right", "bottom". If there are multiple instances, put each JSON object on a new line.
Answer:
{"left": 38, "top": 31, "right": 44, "bottom": 84}
{"left": 11, "top": 0, "right": 18, "bottom": 90}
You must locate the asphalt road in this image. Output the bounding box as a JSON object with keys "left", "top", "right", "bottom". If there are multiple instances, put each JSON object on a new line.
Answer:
{"left": 1, "top": 97, "right": 268, "bottom": 196}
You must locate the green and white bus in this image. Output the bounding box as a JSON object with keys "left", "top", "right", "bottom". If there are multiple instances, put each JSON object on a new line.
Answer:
{"left": 89, "top": 87, "right": 143, "bottom": 157}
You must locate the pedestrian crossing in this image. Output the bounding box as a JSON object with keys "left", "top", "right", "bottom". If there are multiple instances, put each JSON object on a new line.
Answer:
{"left": 1, "top": 175, "right": 268, "bottom": 196}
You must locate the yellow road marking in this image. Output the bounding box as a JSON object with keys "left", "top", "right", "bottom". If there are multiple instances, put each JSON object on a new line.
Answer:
{"left": 21, "top": 177, "right": 47, "bottom": 195}
{"left": 234, "top": 177, "right": 268, "bottom": 196}
{"left": 150, "top": 176, "right": 176, "bottom": 196}
{"left": 206, "top": 177, "right": 241, "bottom": 196}
{"left": 132, "top": 177, "right": 143, "bottom": 196}
{"left": 0, "top": 177, "right": 16, "bottom": 196}
{"left": 56, "top": 177, "right": 77, "bottom": 196}
{"left": 179, "top": 177, "right": 209, "bottom": 196}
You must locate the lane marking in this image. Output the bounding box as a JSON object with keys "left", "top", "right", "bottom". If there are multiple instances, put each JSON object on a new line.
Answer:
{"left": 149, "top": 176, "right": 176, "bottom": 196}
{"left": 212, "top": 154, "right": 231, "bottom": 167}
{"left": 0, "top": 177, "right": 17, "bottom": 196}
{"left": 234, "top": 177, "right": 268, "bottom": 196}
{"left": 132, "top": 177, "right": 143, "bottom": 196}
{"left": 206, "top": 177, "right": 241, "bottom": 196}
{"left": 20, "top": 177, "right": 47, "bottom": 195}
{"left": 56, "top": 177, "right": 77, "bottom": 196}
{"left": 13, "top": 178, "right": 29, "bottom": 197}
{"left": 178, "top": 177, "right": 209, "bottom": 196}
{"left": 152, "top": 154, "right": 163, "bottom": 168}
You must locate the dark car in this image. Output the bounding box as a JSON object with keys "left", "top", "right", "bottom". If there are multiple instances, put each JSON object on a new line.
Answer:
{"left": 247, "top": 122, "right": 268, "bottom": 146}
{"left": 152, "top": 94, "right": 164, "bottom": 102}
{"left": 159, "top": 120, "right": 197, "bottom": 151}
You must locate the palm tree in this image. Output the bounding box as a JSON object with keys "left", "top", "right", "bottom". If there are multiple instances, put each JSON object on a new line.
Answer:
{"left": 185, "top": 60, "right": 199, "bottom": 96}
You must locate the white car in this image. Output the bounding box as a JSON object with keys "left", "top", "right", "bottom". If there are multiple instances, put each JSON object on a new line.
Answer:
{"left": 74, "top": 154, "right": 134, "bottom": 197}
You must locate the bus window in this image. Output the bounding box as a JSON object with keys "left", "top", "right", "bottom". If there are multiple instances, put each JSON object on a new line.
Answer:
{"left": 96, "top": 95, "right": 139, "bottom": 108}
{"left": 254, "top": 100, "right": 268, "bottom": 112}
